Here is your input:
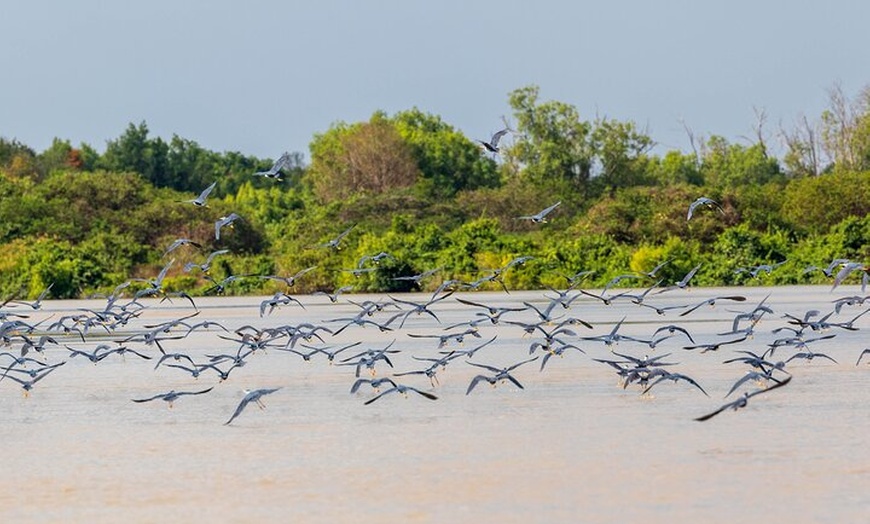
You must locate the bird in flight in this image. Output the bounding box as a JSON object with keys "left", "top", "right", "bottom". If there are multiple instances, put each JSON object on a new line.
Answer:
{"left": 477, "top": 127, "right": 511, "bottom": 154}
{"left": 316, "top": 224, "right": 356, "bottom": 250}
{"left": 131, "top": 387, "right": 215, "bottom": 408}
{"left": 517, "top": 202, "right": 561, "bottom": 224}
{"left": 253, "top": 152, "right": 294, "bottom": 180}
{"left": 179, "top": 181, "right": 218, "bottom": 207}
{"left": 694, "top": 376, "right": 791, "bottom": 421}
{"left": 215, "top": 213, "right": 242, "bottom": 240}
{"left": 363, "top": 383, "right": 438, "bottom": 405}
{"left": 687, "top": 197, "right": 724, "bottom": 221}
{"left": 224, "top": 387, "right": 282, "bottom": 426}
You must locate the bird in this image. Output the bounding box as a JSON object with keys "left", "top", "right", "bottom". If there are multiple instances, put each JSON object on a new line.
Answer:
{"left": 215, "top": 213, "right": 242, "bottom": 240}
{"left": 252, "top": 152, "right": 293, "bottom": 180}
{"left": 465, "top": 356, "right": 539, "bottom": 394}
{"left": 656, "top": 264, "right": 702, "bottom": 294}
{"left": 9, "top": 283, "right": 54, "bottom": 310}
{"left": 392, "top": 266, "right": 444, "bottom": 284}
{"left": 695, "top": 376, "right": 792, "bottom": 421}
{"left": 131, "top": 387, "right": 215, "bottom": 407}
{"left": 224, "top": 387, "right": 282, "bottom": 425}
{"left": 517, "top": 202, "right": 561, "bottom": 223}
{"left": 477, "top": 126, "right": 511, "bottom": 154}
{"left": 678, "top": 295, "right": 747, "bottom": 317}
{"left": 357, "top": 252, "right": 395, "bottom": 268}
{"left": 856, "top": 348, "right": 870, "bottom": 366}
{"left": 831, "top": 262, "right": 869, "bottom": 292}
{"left": 641, "top": 371, "right": 708, "bottom": 396}
{"left": 313, "top": 285, "right": 354, "bottom": 303}
{"left": 163, "top": 238, "right": 202, "bottom": 258}
{"left": 350, "top": 377, "right": 398, "bottom": 394}
{"left": 257, "top": 266, "right": 318, "bottom": 288}
{"left": 317, "top": 225, "right": 356, "bottom": 250}
{"left": 179, "top": 181, "right": 217, "bottom": 207}
{"left": 363, "top": 383, "right": 438, "bottom": 405}
{"left": 2, "top": 363, "right": 64, "bottom": 395}
{"left": 687, "top": 197, "right": 724, "bottom": 221}
{"left": 183, "top": 249, "right": 230, "bottom": 273}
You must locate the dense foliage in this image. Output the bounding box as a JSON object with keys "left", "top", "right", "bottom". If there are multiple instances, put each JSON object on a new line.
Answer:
{"left": 1, "top": 85, "right": 868, "bottom": 299}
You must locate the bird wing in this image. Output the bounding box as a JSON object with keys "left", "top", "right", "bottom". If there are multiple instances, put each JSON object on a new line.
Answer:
{"left": 537, "top": 201, "right": 561, "bottom": 219}
{"left": 198, "top": 181, "right": 217, "bottom": 201}
{"left": 466, "top": 374, "right": 491, "bottom": 395}
{"left": 224, "top": 396, "right": 253, "bottom": 425}
{"left": 132, "top": 392, "right": 168, "bottom": 403}
{"left": 694, "top": 400, "right": 740, "bottom": 422}
{"left": 489, "top": 127, "right": 510, "bottom": 147}
{"left": 746, "top": 375, "right": 792, "bottom": 399}
{"left": 410, "top": 387, "right": 438, "bottom": 401}
{"left": 363, "top": 387, "right": 396, "bottom": 405}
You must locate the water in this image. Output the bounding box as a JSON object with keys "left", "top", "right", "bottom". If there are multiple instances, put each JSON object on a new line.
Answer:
{"left": 0, "top": 286, "right": 867, "bottom": 522}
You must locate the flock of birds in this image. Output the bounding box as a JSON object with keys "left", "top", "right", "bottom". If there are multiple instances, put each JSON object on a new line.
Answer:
{"left": 1, "top": 140, "right": 869, "bottom": 426}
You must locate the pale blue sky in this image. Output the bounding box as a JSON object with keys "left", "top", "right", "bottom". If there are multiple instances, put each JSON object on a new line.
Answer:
{"left": 2, "top": 1, "right": 868, "bottom": 161}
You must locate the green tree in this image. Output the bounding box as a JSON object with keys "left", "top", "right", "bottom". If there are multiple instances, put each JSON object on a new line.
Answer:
{"left": 503, "top": 85, "right": 594, "bottom": 191}
{"left": 391, "top": 108, "right": 499, "bottom": 197}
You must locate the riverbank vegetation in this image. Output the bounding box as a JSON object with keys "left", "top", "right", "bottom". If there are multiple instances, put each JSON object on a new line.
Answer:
{"left": 1, "top": 84, "right": 868, "bottom": 298}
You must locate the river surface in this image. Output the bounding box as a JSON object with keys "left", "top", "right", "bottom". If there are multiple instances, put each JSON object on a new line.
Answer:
{"left": 0, "top": 286, "right": 867, "bottom": 523}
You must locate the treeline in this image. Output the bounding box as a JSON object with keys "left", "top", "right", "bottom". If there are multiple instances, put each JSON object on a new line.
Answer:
{"left": 0, "top": 84, "right": 868, "bottom": 299}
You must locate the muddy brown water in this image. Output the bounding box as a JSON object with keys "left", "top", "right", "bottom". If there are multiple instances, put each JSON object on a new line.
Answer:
{"left": 0, "top": 286, "right": 867, "bottom": 522}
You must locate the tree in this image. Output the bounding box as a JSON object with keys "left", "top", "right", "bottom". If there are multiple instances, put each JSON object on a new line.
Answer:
{"left": 780, "top": 114, "right": 827, "bottom": 177}
{"left": 391, "top": 108, "right": 499, "bottom": 197}
{"left": 699, "top": 135, "right": 782, "bottom": 189}
{"left": 503, "top": 85, "right": 594, "bottom": 190}
{"left": 307, "top": 113, "right": 419, "bottom": 203}
{"left": 820, "top": 83, "right": 870, "bottom": 173}
{"left": 589, "top": 118, "right": 655, "bottom": 190}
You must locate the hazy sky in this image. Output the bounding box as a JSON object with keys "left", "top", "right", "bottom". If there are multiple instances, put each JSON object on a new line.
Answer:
{"left": 2, "top": 1, "right": 868, "bottom": 161}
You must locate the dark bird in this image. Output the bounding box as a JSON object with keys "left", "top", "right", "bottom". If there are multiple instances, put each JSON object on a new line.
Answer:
{"left": 183, "top": 249, "right": 230, "bottom": 274}
{"left": 465, "top": 356, "right": 539, "bottom": 394}
{"left": 657, "top": 264, "right": 702, "bottom": 293}
{"left": 317, "top": 225, "right": 356, "bottom": 250}
{"left": 9, "top": 283, "right": 53, "bottom": 310}
{"left": 641, "top": 371, "right": 708, "bottom": 396}
{"left": 350, "top": 377, "right": 398, "bottom": 394}
{"left": 313, "top": 285, "right": 354, "bottom": 303}
{"left": 363, "top": 383, "right": 438, "bottom": 405}
{"left": 131, "top": 387, "right": 215, "bottom": 407}
{"left": 3, "top": 363, "right": 64, "bottom": 395}
{"left": 695, "top": 376, "right": 792, "bottom": 422}
{"left": 678, "top": 295, "right": 747, "bottom": 317}
{"left": 224, "top": 387, "right": 282, "bottom": 426}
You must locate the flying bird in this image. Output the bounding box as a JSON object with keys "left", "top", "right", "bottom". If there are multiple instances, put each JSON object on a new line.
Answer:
{"left": 215, "top": 213, "right": 242, "bottom": 240}
{"left": 317, "top": 225, "right": 356, "bottom": 250}
{"left": 477, "top": 126, "right": 511, "bottom": 154}
{"left": 687, "top": 197, "right": 724, "bottom": 221}
{"left": 253, "top": 152, "right": 293, "bottom": 180}
{"left": 224, "top": 387, "right": 282, "bottom": 426}
{"left": 695, "top": 376, "right": 791, "bottom": 421}
{"left": 180, "top": 181, "right": 218, "bottom": 207}
{"left": 363, "top": 383, "right": 438, "bottom": 405}
{"left": 131, "top": 387, "right": 215, "bottom": 407}
{"left": 517, "top": 202, "right": 561, "bottom": 224}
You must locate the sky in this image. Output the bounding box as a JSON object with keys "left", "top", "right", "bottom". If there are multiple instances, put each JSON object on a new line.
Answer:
{"left": 2, "top": 1, "right": 869, "bottom": 162}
